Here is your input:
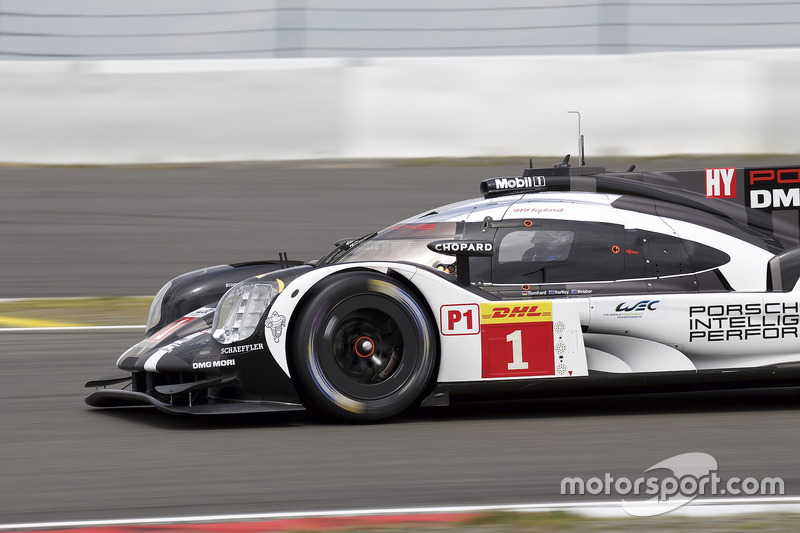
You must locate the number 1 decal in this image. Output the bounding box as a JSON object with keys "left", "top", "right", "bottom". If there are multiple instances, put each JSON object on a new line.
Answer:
{"left": 480, "top": 302, "right": 555, "bottom": 378}
{"left": 506, "top": 330, "right": 528, "bottom": 370}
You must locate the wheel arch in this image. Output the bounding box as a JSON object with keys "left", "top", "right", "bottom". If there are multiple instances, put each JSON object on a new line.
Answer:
{"left": 283, "top": 265, "right": 442, "bottom": 413}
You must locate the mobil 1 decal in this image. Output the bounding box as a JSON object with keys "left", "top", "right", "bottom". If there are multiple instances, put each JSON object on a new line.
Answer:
{"left": 745, "top": 167, "right": 800, "bottom": 209}
{"left": 480, "top": 302, "right": 555, "bottom": 378}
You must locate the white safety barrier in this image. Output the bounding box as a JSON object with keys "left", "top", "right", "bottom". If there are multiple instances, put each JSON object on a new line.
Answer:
{"left": 1, "top": 49, "right": 799, "bottom": 164}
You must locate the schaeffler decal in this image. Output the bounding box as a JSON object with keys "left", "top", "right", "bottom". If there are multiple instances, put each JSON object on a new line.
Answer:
{"left": 480, "top": 302, "right": 555, "bottom": 378}
{"left": 440, "top": 304, "right": 480, "bottom": 335}
{"left": 689, "top": 302, "right": 800, "bottom": 341}
{"left": 265, "top": 311, "right": 287, "bottom": 342}
{"left": 746, "top": 167, "right": 800, "bottom": 209}
{"left": 220, "top": 343, "right": 264, "bottom": 355}
{"left": 705, "top": 168, "right": 736, "bottom": 198}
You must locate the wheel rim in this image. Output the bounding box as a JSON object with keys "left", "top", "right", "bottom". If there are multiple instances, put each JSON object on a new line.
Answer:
{"left": 330, "top": 309, "right": 402, "bottom": 385}
{"left": 314, "top": 294, "right": 419, "bottom": 400}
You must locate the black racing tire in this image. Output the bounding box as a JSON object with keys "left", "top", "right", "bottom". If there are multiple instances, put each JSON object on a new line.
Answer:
{"left": 291, "top": 272, "right": 436, "bottom": 422}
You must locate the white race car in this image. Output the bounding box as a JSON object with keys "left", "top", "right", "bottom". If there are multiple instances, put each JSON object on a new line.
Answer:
{"left": 86, "top": 157, "right": 800, "bottom": 421}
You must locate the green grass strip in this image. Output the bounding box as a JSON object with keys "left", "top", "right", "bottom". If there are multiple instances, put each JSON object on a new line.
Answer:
{"left": 0, "top": 296, "right": 153, "bottom": 327}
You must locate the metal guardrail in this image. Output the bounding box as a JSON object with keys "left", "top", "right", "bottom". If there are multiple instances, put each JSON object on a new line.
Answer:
{"left": 1, "top": 1, "right": 800, "bottom": 60}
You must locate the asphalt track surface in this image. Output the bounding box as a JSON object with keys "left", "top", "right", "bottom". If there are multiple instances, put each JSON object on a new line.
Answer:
{"left": 2, "top": 157, "right": 800, "bottom": 525}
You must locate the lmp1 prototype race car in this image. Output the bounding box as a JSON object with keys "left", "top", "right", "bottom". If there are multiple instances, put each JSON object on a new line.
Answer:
{"left": 86, "top": 156, "right": 800, "bottom": 421}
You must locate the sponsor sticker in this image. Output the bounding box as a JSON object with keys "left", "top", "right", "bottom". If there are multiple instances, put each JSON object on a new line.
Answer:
{"left": 493, "top": 176, "right": 545, "bottom": 190}
{"left": 688, "top": 302, "right": 800, "bottom": 341}
{"left": 745, "top": 167, "right": 800, "bottom": 209}
{"left": 480, "top": 302, "right": 552, "bottom": 324}
{"left": 440, "top": 304, "right": 480, "bottom": 336}
{"left": 220, "top": 343, "right": 264, "bottom": 355}
{"left": 480, "top": 302, "right": 555, "bottom": 378}
{"left": 705, "top": 168, "right": 736, "bottom": 198}
{"left": 193, "top": 359, "right": 236, "bottom": 370}
{"left": 428, "top": 240, "right": 493, "bottom": 256}
{"left": 265, "top": 311, "right": 287, "bottom": 342}
{"left": 601, "top": 299, "right": 665, "bottom": 320}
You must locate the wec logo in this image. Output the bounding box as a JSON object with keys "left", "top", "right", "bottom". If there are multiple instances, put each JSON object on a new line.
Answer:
{"left": 615, "top": 300, "right": 660, "bottom": 312}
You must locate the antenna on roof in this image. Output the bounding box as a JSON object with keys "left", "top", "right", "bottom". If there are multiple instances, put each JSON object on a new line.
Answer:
{"left": 567, "top": 110, "right": 584, "bottom": 167}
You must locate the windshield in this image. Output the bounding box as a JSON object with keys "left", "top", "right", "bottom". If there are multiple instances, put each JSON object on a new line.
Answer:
{"left": 327, "top": 222, "right": 459, "bottom": 269}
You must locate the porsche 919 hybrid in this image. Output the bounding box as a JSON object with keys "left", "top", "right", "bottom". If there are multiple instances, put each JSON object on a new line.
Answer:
{"left": 86, "top": 157, "right": 800, "bottom": 421}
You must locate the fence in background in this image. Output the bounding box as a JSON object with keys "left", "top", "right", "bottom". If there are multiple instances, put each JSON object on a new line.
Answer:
{"left": 1, "top": 1, "right": 800, "bottom": 59}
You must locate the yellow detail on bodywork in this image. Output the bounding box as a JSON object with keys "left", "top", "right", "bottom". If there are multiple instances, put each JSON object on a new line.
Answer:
{"left": 480, "top": 301, "right": 553, "bottom": 324}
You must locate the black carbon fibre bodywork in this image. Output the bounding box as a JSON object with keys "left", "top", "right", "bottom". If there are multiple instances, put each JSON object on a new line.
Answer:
{"left": 87, "top": 265, "right": 314, "bottom": 413}
{"left": 146, "top": 260, "right": 305, "bottom": 337}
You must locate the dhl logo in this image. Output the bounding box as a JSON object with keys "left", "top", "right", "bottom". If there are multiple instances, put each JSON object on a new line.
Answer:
{"left": 480, "top": 302, "right": 553, "bottom": 324}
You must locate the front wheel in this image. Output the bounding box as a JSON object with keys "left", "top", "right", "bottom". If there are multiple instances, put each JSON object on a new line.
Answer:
{"left": 291, "top": 272, "right": 436, "bottom": 422}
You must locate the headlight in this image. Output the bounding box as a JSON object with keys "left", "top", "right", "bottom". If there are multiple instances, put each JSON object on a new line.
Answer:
{"left": 146, "top": 280, "right": 172, "bottom": 333}
{"left": 212, "top": 280, "right": 279, "bottom": 344}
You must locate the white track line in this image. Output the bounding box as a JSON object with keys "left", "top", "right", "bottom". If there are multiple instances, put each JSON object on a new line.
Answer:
{"left": 2, "top": 498, "right": 800, "bottom": 531}
{"left": 0, "top": 325, "right": 145, "bottom": 332}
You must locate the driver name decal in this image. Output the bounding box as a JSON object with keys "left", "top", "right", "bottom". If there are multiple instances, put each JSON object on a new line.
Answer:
{"left": 480, "top": 302, "right": 555, "bottom": 378}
